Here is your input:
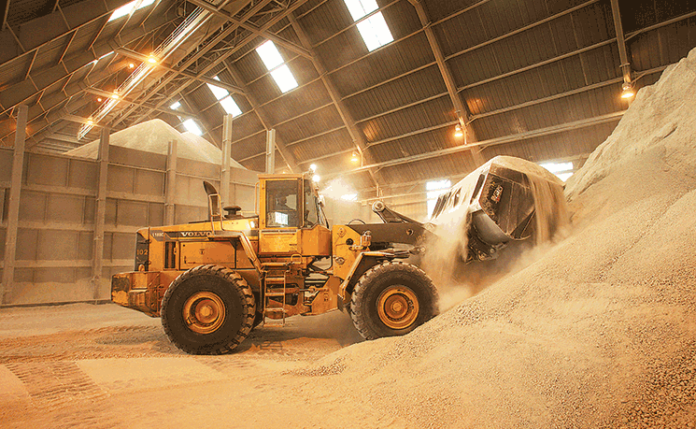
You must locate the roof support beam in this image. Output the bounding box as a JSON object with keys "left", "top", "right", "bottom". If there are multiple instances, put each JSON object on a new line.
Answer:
{"left": 83, "top": 87, "right": 199, "bottom": 119}
{"left": 0, "top": 10, "right": 178, "bottom": 115}
{"left": 110, "top": 0, "right": 275, "bottom": 128}
{"left": 186, "top": 0, "right": 313, "bottom": 60}
{"left": 0, "top": 0, "right": 135, "bottom": 67}
{"left": 223, "top": 59, "right": 301, "bottom": 173}
{"left": 114, "top": 48, "right": 245, "bottom": 94}
{"left": 179, "top": 93, "right": 221, "bottom": 147}
{"left": 112, "top": 0, "right": 310, "bottom": 130}
{"left": 287, "top": 12, "right": 382, "bottom": 190}
{"left": 2, "top": 0, "right": 11, "bottom": 30}
{"left": 408, "top": 0, "right": 483, "bottom": 166}
{"left": 609, "top": 0, "right": 632, "bottom": 85}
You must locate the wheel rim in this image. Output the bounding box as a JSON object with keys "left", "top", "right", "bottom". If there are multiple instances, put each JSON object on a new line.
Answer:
{"left": 376, "top": 285, "right": 419, "bottom": 330}
{"left": 182, "top": 291, "right": 226, "bottom": 334}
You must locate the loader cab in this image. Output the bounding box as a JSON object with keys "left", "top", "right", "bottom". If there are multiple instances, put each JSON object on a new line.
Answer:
{"left": 258, "top": 174, "right": 330, "bottom": 256}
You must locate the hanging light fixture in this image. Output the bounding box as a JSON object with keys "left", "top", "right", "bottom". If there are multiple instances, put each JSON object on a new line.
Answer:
{"left": 454, "top": 124, "right": 464, "bottom": 138}
{"left": 351, "top": 152, "right": 359, "bottom": 163}
{"left": 621, "top": 82, "right": 635, "bottom": 100}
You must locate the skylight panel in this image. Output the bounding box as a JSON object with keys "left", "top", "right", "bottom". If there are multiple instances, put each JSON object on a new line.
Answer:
{"left": 256, "top": 40, "right": 284, "bottom": 70}
{"left": 206, "top": 82, "right": 229, "bottom": 101}
{"left": 344, "top": 0, "right": 378, "bottom": 20}
{"left": 219, "top": 97, "right": 242, "bottom": 116}
{"left": 109, "top": 1, "right": 136, "bottom": 21}
{"left": 108, "top": 0, "right": 156, "bottom": 21}
{"left": 170, "top": 101, "right": 181, "bottom": 110}
{"left": 182, "top": 119, "right": 203, "bottom": 136}
{"left": 270, "top": 65, "right": 299, "bottom": 93}
{"left": 540, "top": 162, "right": 573, "bottom": 174}
{"left": 357, "top": 12, "right": 394, "bottom": 51}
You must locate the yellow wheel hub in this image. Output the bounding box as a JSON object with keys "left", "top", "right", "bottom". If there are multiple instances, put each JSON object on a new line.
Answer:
{"left": 183, "top": 292, "right": 226, "bottom": 334}
{"left": 377, "top": 286, "right": 419, "bottom": 330}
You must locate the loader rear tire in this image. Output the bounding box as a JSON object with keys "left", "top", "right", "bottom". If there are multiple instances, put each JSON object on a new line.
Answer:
{"left": 161, "top": 265, "right": 256, "bottom": 355}
{"left": 350, "top": 260, "right": 439, "bottom": 340}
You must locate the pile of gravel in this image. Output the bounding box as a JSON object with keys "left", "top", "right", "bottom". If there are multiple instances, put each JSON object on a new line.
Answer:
{"left": 302, "top": 48, "right": 696, "bottom": 428}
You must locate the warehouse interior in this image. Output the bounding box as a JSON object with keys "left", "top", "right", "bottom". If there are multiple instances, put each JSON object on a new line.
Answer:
{"left": 1, "top": 0, "right": 696, "bottom": 427}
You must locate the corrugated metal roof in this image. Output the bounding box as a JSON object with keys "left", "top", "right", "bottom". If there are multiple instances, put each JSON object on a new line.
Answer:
{"left": 346, "top": 64, "right": 447, "bottom": 121}
{"left": 360, "top": 96, "right": 455, "bottom": 145}
{"left": 330, "top": 31, "right": 435, "bottom": 96}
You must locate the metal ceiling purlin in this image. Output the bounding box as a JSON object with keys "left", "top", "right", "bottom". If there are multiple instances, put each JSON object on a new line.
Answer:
{"left": 186, "top": 0, "right": 312, "bottom": 60}
{"left": 0, "top": 10, "right": 178, "bottom": 119}
{"left": 83, "top": 86, "right": 199, "bottom": 119}
{"left": 1, "top": 16, "right": 180, "bottom": 145}
{"left": 180, "top": 93, "right": 222, "bottom": 146}
{"left": 325, "top": 111, "right": 625, "bottom": 181}
{"left": 609, "top": 0, "right": 632, "bottom": 85}
{"left": 0, "top": 0, "right": 135, "bottom": 68}
{"left": 408, "top": 0, "right": 484, "bottom": 166}
{"left": 2, "top": 0, "right": 10, "bottom": 29}
{"left": 114, "top": 47, "right": 245, "bottom": 94}
{"left": 223, "top": 58, "right": 301, "bottom": 173}
{"left": 287, "top": 12, "right": 382, "bottom": 192}
{"left": 109, "top": 0, "right": 276, "bottom": 128}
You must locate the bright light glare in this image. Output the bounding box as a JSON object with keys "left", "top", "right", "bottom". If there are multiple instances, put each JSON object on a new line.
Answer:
{"left": 182, "top": 119, "right": 203, "bottom": 136}
{"left": 219, "top": 97, "right": 242, "bottom": 116}
{"left": 108, "top": 0, "right": 155, "bottom": 22}
{"left": 426, "top": 180, "right": 451, "bottom": 191}
{"left": 426, "top": 180, "right": 451, "bottom": 217}
{"left": 556, "top": 172, "right": 574, "bottom": 182}
{"left": 170, "top": 101, "right": 181, "bottom": 110}
{"left": 312, "top": 174, "right": 320, "bottom": 183}
{"left": 540, "top": 162, "right": 573, "bottom": 174}
{"left": 271, "top": 65, "right": 298, "bottom": 93}
{"left": 108, "top": 1, "right": 136, "bottom": 21}
{"left": 341, "top": 193, "right": 358, "bottom": 201}
{"left": 309, "top": 164, "right": 317, "bottom": 172}
{"left": 256, "top": 40, "right": 284, "bottom": 70}
{"left": 356, "top": 12, "right": 394, "bottom": 51}
{"left": 343, "top": 0, "right": 378, "bottom": 21}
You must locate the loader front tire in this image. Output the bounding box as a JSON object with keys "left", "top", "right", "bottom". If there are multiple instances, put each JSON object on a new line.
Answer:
{"left": 350, "top": 260, "right": 439, "bottom": 340}
{"left": 161, "top": 265, "right": 255, "bottom": 355}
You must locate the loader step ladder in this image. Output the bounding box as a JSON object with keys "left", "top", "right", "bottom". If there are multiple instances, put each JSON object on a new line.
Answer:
{"left": 262, "top": 262, "right": 291, "bottom": 327}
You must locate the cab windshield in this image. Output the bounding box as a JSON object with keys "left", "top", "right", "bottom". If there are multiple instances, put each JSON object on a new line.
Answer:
{"left": 266, "top": 180, "right": 299, "bottom": 227}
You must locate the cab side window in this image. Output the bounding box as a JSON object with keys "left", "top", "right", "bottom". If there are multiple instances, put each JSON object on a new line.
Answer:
{"left": 266, "top": 180, "right": 299, "bottom": 227}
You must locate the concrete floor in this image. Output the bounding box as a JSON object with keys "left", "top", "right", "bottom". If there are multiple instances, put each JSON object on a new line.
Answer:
{"left": 0, "top": 303, "right": 385, "bottom": 429}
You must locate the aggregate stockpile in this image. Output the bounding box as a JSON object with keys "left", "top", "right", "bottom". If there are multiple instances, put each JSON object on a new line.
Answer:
{"left": 65, "top": 119, "right": 242, "bottom": 166}
{"left": 303, "top": 48, "right": 696, "bottom": 428}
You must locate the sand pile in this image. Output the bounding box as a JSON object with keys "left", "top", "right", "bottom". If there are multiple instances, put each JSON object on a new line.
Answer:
{"left": 301, "top": 48, "right": 696, "bottom": 428}
{"left": 65, "top": 119, "right": 243, "bottom": 167}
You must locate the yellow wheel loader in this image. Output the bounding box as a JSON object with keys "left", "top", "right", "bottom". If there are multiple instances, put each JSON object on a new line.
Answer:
{"left": 111, "top": 173, "right": 439, "bottom": 354}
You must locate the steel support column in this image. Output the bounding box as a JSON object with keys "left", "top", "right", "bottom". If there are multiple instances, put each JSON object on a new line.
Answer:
{"left": 408, "top": 0, "right": 483, "bottom": 165}
{"left": 287, "top": 13, "right": 382, "bottom": 190}
{"left": 92, "top": 127, "right": 109, "bottom": 300}
{"left": 266, "top": 128, "right": 276, "bottom": 174}
{"left": 221, "top": 115, "right": 233, "bottom": 206}
{"left": 165, "top": 139, "right": 178, "bottom": 224}
{"left": 610, "top": 0, "right": 632, "bottom": 85}
{"left": 1, "top": 105, "right": 28, "bottom": 304}
{"left": 223, "top": 59, "right": 301, "bottom": 173}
